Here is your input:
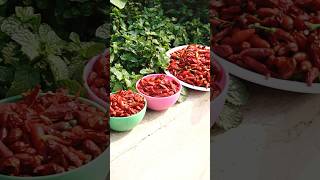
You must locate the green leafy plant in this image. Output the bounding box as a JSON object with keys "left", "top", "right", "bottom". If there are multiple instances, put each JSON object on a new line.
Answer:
{"left": 111, "top": 2, "right": 185, "bottom": 91}
{"left": 110, "top": 1, "right": 209, "bottom": 92}
{"left": 162, "top": 0, "right": 209, "bottom": 24}
{"left": 0, "top": 0, "right": 108, "bottom": 40}
{"left": 0, "top": 6, "right": 105, "bottom": 98}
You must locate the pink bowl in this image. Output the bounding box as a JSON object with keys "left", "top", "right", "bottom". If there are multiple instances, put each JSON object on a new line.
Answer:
{"left": 211, "top": 60, "right": 229, "bottom": 127}
{"left": 136, "top": 74, "right": 182, "bottom": 111}
{"left": 83, "top": 50, "right": 108, "bottom": 108}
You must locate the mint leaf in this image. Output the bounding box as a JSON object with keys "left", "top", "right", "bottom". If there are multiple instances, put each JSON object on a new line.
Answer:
{"left": 82, "top": 42, "right": 105, "bottom": 58}
{"left": 7, "top": 65, "right": 40, "bottom": 97}
{"left": 1, "top": 42, "right": 19, "bottom": 65}
{"left": 39, "top": 24, "right": 65, "bottom": 55}
{"left": 95, "top": 23, "right": 109, "bottom": 39}
{"left": 15, "top": 7, "right": 34, "bottom": 20}
{"left": 69, "top": 32, "right": 80, "bottom": 43}
{"left": 15, "top": 6, "right": 41, "bottom": 30}
{"left": 46, "top": 54, "right": 69, "bottom": 82}
{"left": 56, "top": 79, "right": 85, "bottom": 96}
{"left": 68, "top": 56, "right": 86, "bottom": 82}
{"left": 110, "top": 0, "right": 127, "bottom": 9}
{"left": 39, "top": 24, "right": 63, "bottom": 44}
{"left": 110, "top": 66, "right": 123, "bottom": 80}
{"left": 139, "top": 68, "right": 154, "bottom": 75}
{"left": 0, "top": 66, "right": 13, "bottom": 83}
{"left": 1, "top": 17, "right": 40, "bottom": 60}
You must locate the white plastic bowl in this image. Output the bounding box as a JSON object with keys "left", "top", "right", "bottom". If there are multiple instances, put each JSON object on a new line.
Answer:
{"left": 165, "top": 45, "right": 210, "bottom": 92}
{"left": 214, "top": 53, "right": 320, "bottom": 94}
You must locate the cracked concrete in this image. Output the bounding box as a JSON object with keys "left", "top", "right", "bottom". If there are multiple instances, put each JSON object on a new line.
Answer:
{"left": 111, "top": 91, "right": 210, "bottom": 180}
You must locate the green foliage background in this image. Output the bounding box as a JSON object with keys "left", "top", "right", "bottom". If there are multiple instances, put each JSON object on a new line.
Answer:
{"left": 0, "top": 0, "right": 109, "bottom": 98}
{"left": 110, "top": 0, "right": 210, "bottom": 92}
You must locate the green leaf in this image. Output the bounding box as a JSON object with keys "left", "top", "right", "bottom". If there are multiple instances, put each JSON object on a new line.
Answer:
{"left": 1, "top": 17, "right": 40, "bottom": 59}
{"left": 39, "top": 24, "right": 65, "bottom": 55}
{"left": 124, "top": 78, "right": 131, "bottom": 87}
{"left": 1, "top": 42, "right": 19, "bottom": 65}
{"left": 217, "top": 103, "right": 243, "bottom": 130}
{"left": 46, "top": 54, "right": 69, "bottom": 82}
{"left": 69, "top": 32, "right": 80, "bottom": 43}
{"left": 110, "top": 0, "right": 127, "bottom": 9}
{"left": 15, "top": 7, "right": 34, "bottom": 20}
{"left": 68, "top": 57, "right": 85, "bottom": 82}
{"left": 225, "top": 77, "right": 249, "bottom": 106}
{"left": 39, "top": 24, "right": 63, "bottom": 44}
{"left": 95, "top": 23, "right": 109, "bottom": 39}
{"left": 112, "top": 82, "right": 123, "bottom": 92}
{"left": 177, "top": 87, "right": 188, "bottom": 103}
{"left": 56, "top": 79, "right": 85, "bottom": 96}
{"left": 0, "top": 66, "right": 14, "bottom": 83}
{"left": 0, "top": 0, "right": 7, "bottom": 6}
{"left": 139, "top": 68, "right": 154, "bottom": 75}
{"left": 110, "top": 66, "right": 123, "bottom": 80}
{"left": 15, "top": 6, "right": 41, "bottom": 30}
{"left": 6, "top": 65, "right": 40, "bottom": 97}
{"left": 82, "top": 42, "right": 105, "bottom": 58}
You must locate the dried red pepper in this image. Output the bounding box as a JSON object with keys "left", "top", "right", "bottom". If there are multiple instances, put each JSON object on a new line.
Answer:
{"left": 87, "top": 52, "right": 109, "bottom": 101}
{"left": 168, "top": 44, "right": 210, "bottom": 88}
{"left": 211, "top": 61, "right": 222, "bottom": 100}
{"left": 110, "top": 90, "right": 145, "bottom": 117}
{"left": 137, "top": 75, "right": 180, "bottom": 97}
{"left": 0, "top": 87, "right": 109, "bottom": 177}
{"left": 211, "top": 0, "right": 320, "bottom": 85}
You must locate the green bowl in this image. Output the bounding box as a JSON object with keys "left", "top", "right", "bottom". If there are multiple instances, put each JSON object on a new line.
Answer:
{"left": 0, "top": 94, "right": 109, "bottom": 180}
{"left": 109, "top": 98, "right": 147, "bottom": 132}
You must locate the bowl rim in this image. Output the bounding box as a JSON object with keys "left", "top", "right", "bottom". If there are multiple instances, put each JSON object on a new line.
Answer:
{"left": 214, "top": 52, "right": 320, "bottom": 94}
{"left": 211, "top": 61, "right": 230, "bottom": 126}
{"left": 83, "top": 50, "right": 108, "bottom": 107}
{"left": 135, "top": 73, "right": 182, "bottom": 99}
{"left": 0, "top": 93, "right": 109, "bottom": 179}
{"left": 211, "top": 60, "right": 229, "bottom": 101}
{"left": 109, "top": 91, "right": 147, "bottom": 119}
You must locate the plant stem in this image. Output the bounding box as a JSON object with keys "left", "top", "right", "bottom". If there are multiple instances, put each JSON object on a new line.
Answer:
{"left": 306, "top": 22, "right": 320, "bottom": 31}
{"left": 248, "top": 23, "right": 276, "bottom": 33}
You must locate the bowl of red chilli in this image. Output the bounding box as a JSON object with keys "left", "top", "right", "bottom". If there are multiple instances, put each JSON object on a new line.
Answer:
{"left": 0, "top": 92, "right": 109, "bottom": 180}
{"left": 83, "top": 50, "right": 108, "bottom": 108}
{"left": 109, "top": 90, "right": 147, "bottom": 132}
{"left": 165, "top": 44, "right": 210, "bottom": 92}
{"left": 136, "top": 74, "right": 182, "bottom": 111}
{"left": 211, "top": 60, "right": 229, "bottom": 127}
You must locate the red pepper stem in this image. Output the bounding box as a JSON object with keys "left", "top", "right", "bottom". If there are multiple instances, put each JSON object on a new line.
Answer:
{"left": 306, "top": 22, "right": 320, "bottom": 31}
{"left": 248, "top": 23, "right": 276, "bottom": 33}
{"left": 213, "top": 16, "right": 230, "bottom": 23}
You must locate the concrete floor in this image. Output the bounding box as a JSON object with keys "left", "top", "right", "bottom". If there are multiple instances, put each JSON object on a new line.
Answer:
{"left": 212, "top": 84, "right": 320, "bottom": 180}
{"left": 111, "top": 91, "right": 210, "bottom": 180}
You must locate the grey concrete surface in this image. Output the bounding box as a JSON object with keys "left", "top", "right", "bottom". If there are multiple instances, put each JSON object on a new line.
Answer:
{"left": 212, "top": 83, "right": 320, "bottom": 180}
